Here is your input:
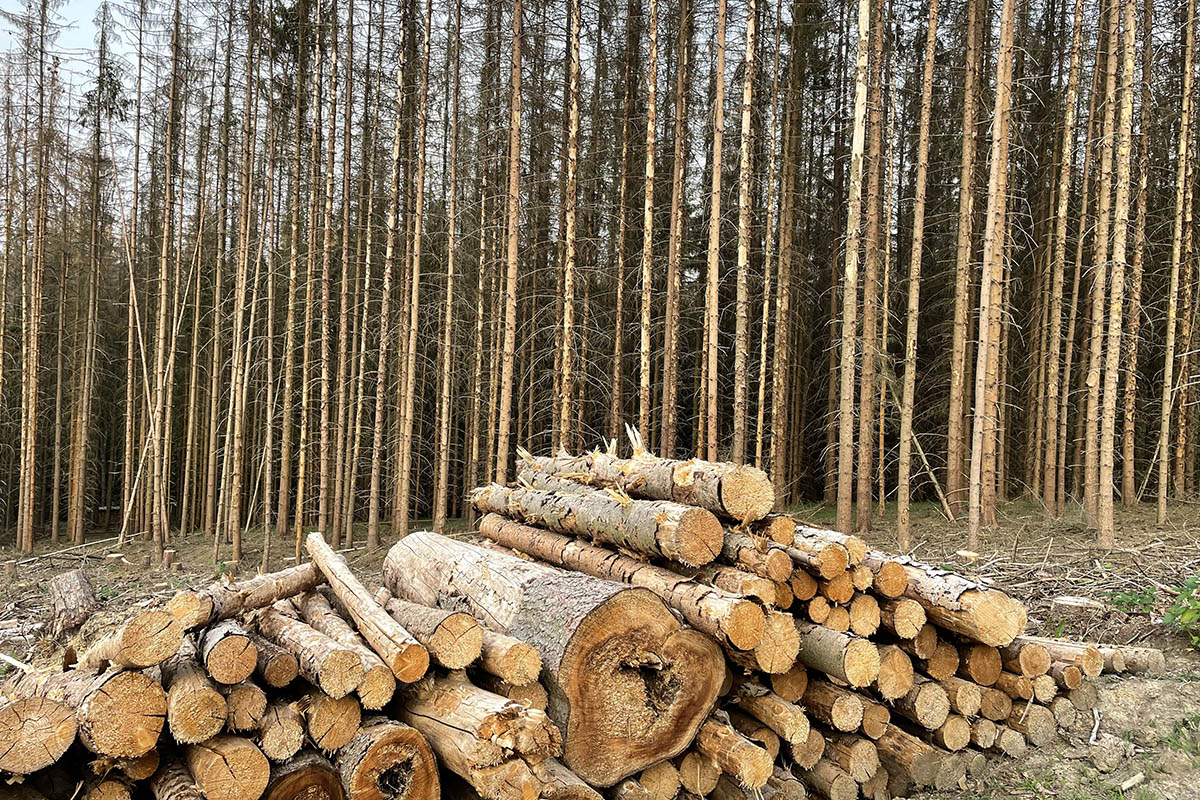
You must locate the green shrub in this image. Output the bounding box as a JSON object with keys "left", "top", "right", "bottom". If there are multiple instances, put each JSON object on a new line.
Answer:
{"left": 1166, "top": 575, "right": 1200, "bottom": 648}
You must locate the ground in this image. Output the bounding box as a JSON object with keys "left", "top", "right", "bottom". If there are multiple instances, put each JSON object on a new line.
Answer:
{"left": 2, "top": 500, "right": 1199, "bottom": 799}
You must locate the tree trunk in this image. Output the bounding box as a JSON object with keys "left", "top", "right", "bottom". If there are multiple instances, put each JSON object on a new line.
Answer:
{"left": 48, "top": 568, "right": 97, "bottom": 636}
{"left": 335, "top": 718, "right": 440, "bottom": 800}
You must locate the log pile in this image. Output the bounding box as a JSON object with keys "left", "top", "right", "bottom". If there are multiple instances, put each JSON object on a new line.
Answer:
{"left": 0, "top": 446, "right": 1165, "bottom": 800}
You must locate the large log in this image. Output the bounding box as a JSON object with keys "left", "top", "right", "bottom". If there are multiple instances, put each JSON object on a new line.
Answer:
{"left": 335, "top": 717, "right": 439, "bottom": 800}
{"left": 200, "top": 620, "right": 259, "bottom": 684}
{"left": 252, "top": 603, "right": 366, "bottom": 698}
{"left": 305, "top": 533, "right": 429, "bottom": 683}
{"left": 898, "top": 560, "right": 1026, "bottom": 646}
{"left": 263, "top": 751, "right": 346, "bottom": 800}
{"left": 517, "top": 447, "right": 776, "bottom": 522}
{"left": 298, "top": 591, "right": 397, "bottom": 709}
{"left": 48, "top": 568, "right": 98, "bottom": 636}
{"left": 378, "top": 593, "right": 484, "bottom": 669}
{"left": 159, "top": 635, "right": 228, "bottom": 744}
{"left": 473, "top": 481, "right": 724, "bottom": 567}
{"left": 185, "top": 735, "right": 271, "bottom": 800}
{"left": 0, "top": 695, "right": 77, "bottom": 774}
{"left": 384, "top": 531, "right": 724, "bottom": 786}
{"left": 476, "top": 513, "right": 763, "bottom": 650}
{"left": 78, "top": 608, "right": 183, "bottom": 670}
{"left": 7, "top": 667, "right": 165, "bottom": 757}
{"left": 167, "top": 563, "right": 326, "bottom": 629}
{"left": 792, "top": 621, "right": 880, "bottom": 687}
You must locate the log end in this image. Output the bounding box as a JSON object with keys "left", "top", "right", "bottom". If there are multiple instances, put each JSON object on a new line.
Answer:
{"left": 317, "top": 649, "right": 368, "bottom": 699}
{"left": 428, "top": 612, "right": 484, "bottom": 670}
{"left": 167, "top": 591, "right": 214, "bottom": 630}
{"left": 874, "top": 646, "right": 914, "bottom": 701}
{"left": 186, "top": 736, "right": 271, "bottom": 800}
{"left": 264, "top": 751, "right": 346, "bottom": 800}
{"left": 0, "top": 696, "right": 77, "bottom": 774}
{"left": 671, "top": 509, "right": 725, "bottom": 567}
{"left": 305, "top": 692, "right": 362, "bottom": 752}
{"left": 888, "top": 598, "right": 927, "bottom": 639}
{"left": 764, "top": 549, "right": 794, "bottom": 583}
{"left": 358, "top": 664, "right": 399, "bottom": 710}
{"left": 719, "top": 466, "right": 776, "bottom": 523}
{"left": 752, "top": 612, "right": 800, "bottom": 674}
{"left": 842, "top": 638, "right": 881, "bottom": 688}
{"left": 872, "top": 561, "right": 908, "bottom": 598}
{"left": 120, "top": 609, "right": 185, "bottom": 668}
{"left": 79, "top": 669, "right": 167, "bottom": 757}
{"left": 388, "top": 643, "right": 431, "bottom": 684}
{"left": 493, "top": 639, "right": 543, "bottom": 687}
{"left": 206, "top": 631, "right": 259, "bottom": 685}
{"left": 167, "top": 678, "right": 227, "bottom": 744}
{"left": 339, "top": 720, "right": 440, "bottom": 800}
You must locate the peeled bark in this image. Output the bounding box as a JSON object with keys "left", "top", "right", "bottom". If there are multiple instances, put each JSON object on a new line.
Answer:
{"left": 900, "top": 561, "right": 1026, "bottom": 646}
{"left": 335, "top": 717, "right": 439, "bottom": 800}
{"left": 78, "top": 609, "right": 183, "bottom": 670}
{"left": 200, "top": 620, "right": 258, "bottom": 684}
{"left": 253, "top": 603, "right": 366, "bottom": 698}
{"left": 472, "top": 482, "right": 723, "bottom": 567}
{"left": 793, "top": 621, "right": 880, "bottom": 687}
{"left": 185, "top": 735, "right": 271, "bottom": 800}
{"left": 517, "top": 449, "right": 776, "bottom": 522}
{"left": 298, "top": 591, "right": 396, "bottom": 708}
{"left": 160, "top": 635, "right": 227, "bottom": 744}
{"left": 0, "top": 695, "right": 77, "bottom": 774}
{"left": 263, "top": 751, "right": 346, "bottom": 800}
{"left": 167, "top": 563, "right": 325, "bottom": 629}
{"left": 384, "top": 531, "right": 723, "bottom": 785}
{"left": 476, "top": 513, "right": 764, "bottom": 650}
{"left": 7, "top": 667, "right": 165, "bottom": 757}
{"left": 48, "top": 568, "right": 98, "bottom": 636}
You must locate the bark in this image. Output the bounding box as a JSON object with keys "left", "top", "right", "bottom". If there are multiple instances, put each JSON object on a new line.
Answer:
{"left": 48, "top": 568, "right": 98, "bottom": 636}
{"left": 383, "top": 531, "right": 723, "bottom": 786}
{"left": 299, "top": 591, "right": 397, "bottom": 709}
{"left": 252, "top": 603, "right": 366, "bottom": 698}
{"left": 160, "top": 635, "right": 227, "bottom": 744}
{"left": 254, "top": 635, "right": 300, "bottom": 689}
{"left": 166, "top": 563, "right": 326, "bottom": 630}
{"left": 793, "top": 621, "right": 879, "bottom": 687}
{"left": 703, "top": 0, "right": 727, "bottom": 459}
{"left": 150, "top": 759, "right": 205, "bottom": 800}
{"left": 899, "top": 560, "right": 1026, "bottom": 646}
{"left": 379, "top": 594, "right": 484, "bottom": 670}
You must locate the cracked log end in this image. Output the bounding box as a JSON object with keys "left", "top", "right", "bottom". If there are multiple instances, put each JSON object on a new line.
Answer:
{"left": 80, "top": 670, "right": 167, "bottom": 757}
{"left": 0, "top": 696, "right": 77, "bottom": 774}
{"left": 186, "top": 736, "right": 271, "bottom": 800}
{"left": 561, "top": 589, "right": 723, "bottom": 787}
{"left": 718, "top": 466, "right": 775, "bottom": 522}
{"left": 752, "top": 612, "right": 800, "bottom": 674}
{"left": 120, "top": 609, "right": 184, "bottom": 668}
{"left": 305, "top": 691, "right": 362, "bottom": 752}
{"left": 669, "top": 509, "right": 725, "bottom": 567}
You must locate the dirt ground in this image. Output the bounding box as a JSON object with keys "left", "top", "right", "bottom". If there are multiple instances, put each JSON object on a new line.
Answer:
{"left": 2, "top": 499, "right": 1198, "bottom": 799}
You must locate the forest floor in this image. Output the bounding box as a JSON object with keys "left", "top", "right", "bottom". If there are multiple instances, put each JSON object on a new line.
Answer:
{"left": 2, "top": 501, "right": 1199, "bottom": 798}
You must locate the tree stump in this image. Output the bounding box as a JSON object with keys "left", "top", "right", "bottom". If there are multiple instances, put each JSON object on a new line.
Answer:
{"left": 48, "top": 569, "right": 98, "bottom": 636}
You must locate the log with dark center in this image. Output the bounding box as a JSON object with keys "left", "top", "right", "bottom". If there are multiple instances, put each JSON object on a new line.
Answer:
{"left": 384, "top": 531, "right": 723, "bottom": 786}
{"left": 335, "top": 717, "right": 439, "bottom": 800}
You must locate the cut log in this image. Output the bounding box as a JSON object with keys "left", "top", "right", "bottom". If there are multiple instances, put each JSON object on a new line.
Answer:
{"left": 259, "top": 701, "right": 305, "bottom": 762}
{"left": 873, "top": 644, "right": 915, "bottom": 701}
{"left": 298, "top": 591, "right": 397, "bottom": 708}
{"left": 306, "top": 533, "right": 429, "bottom": 682}
{"left": 675, "top": 750, "right": 720, "bottom": 796}
{"left": 993, "top": 671, "right": 1033, "bottom": 700}
{"left": 254, "top": 634, "right": 300, "bottom": 688}
{"left": 0, "top": 695, "right": 77, "bottom": 774}
{"left": 860, "top": 766, "right": 889, "bottom": 800}
{"left": 690, "top": 564, "right": 776, "bottom": 606}
{"left": 1068, "top": 680, "right": 1100, "bottom": 711}
{"left": 517, "top": 448, "right": 776, "bottom": 522}
{"left": 773, "top": 539, "right": 847, "bottom": 580}
{"left": 252, "top": 603, "right": 366, "bottom": 698}
{"left": 85, "top": 776, "right": 132, "bottom": 800}
{"left": 334, "top": 717, "right": 439, "bottom": 800}
{"left": 753, "top": 514, "right": 797, "bottom": 546}
{"left": 1007, "top": 701, "right": 1057, "bottom": 746}
{"left": 752, "top": 611, "right": 801, "bottom": 674}
{"left": 220, "top": 680, "right": 268, "bottom": 731}
{"left": 818, "top": 573, "right": 853, "bottom": 605}
{"left": 48, "top": 569, "right": 98, "bottom": 636}
{"left": 1032, "top": 673, "right": 1057, "bottom": 703}
{"left": 150, "top": 759, "right": 205, "bottom": 800}
{"left": 159, "top": 635, "right": 227, "bottom": 744}
{"left": 769, "top": 664, "right": 809, "bottom": 703}
{"left": 473, "top": 481, "right": 723, "bottom": 566}
{"left": 694, "top": 718, "right": 774, "bottom": 789}
{"left": 824, "top": 733, "right": 879, "bottom": 783}
{"left": 303, "top": 690, "right": 362, "bottom": 752}
{"left": 823, "top": 606, "right": 850, "bottom": 632}
{"left": 932, "top": 714, "right": 971, "bottom": 751}
{"left": 733, "top": 681, "right": 810, "bottom": 745}
{"left": 1008, "top": 636, "right": 1102, "bottom": 678}
{"left": 980, "top": 688, "right": 1012, "bottom": 721}
{"left": 7, "top": 666, "right": 165, "bottom": 757}
{"left": 476, "top": 513, "right": 764, "bottom": 650}
{"left": 167, "top": 563, "right": 326, "bottom": 629}
{"left": 909, "top": 623, "right": 938, "bottom": 659}
{"left": 990, "top": 726, "right": 1027, "bottom": 757}
{"left": 874, "top": 727, "right": 943, "bottom": 788}
{"left": 891, "top": 675, "right": 949, "bottom": 730}
{"left": 850, "top": 565, "right": 873, "bottom": 592}
{"left": 899, "top": 561, "right": 1026, "bottom": 646}
{"left": 532, "top": 758, "right": 605, "bottom": 800}
{"left": 877, "top": 598, "right": 925, "bottom": 639}
{"left": 471, "top": 673, "right": 550, "bottom": 710}
{"left": 766, "top": 766, "right": 809, "bottom": 800}
{"left": 637, "top": 760, "right": 681, "bottom": 800}
{"left": 920, "top": 642, "right": 959, "bottom": 681}
{"left": 861, "top": 552, "right": 908, "bottom": 598}
{"left": 801, "top": 677, "right": 864, "bottom": 732}
{"left": 937, "top": 676, "right": 982, "bottom": 717}
{"left": 773, "top": 580, "right": 794, "bottom": 610}
{"left": 727, "top": 709, "right": 782, "bottom": 759}
{"left": 185, "top": 735, "right": 271, "bottom": 800}
{"left": 723, "top": 531, "right": 793, "bottom": 581}
{"left": 860, "top": 700, "right": 891, "bottom": 740}
{"left": 793, "top": 621, "right": 879, "bottom": 687}
{"left": 477, "top": 629, "right": 543, "bottom": 686}
{"left": 849, "top": 594, "right": 880, "bottom": 637}
{"left": 1097, "top": 646, "right": 1127, "bottom": 673}
{"left": 1050, "top": 696, "right": 1078, "bottom": 728}
{"left": 957, "top": 643, "right": 1002, "bottom": 686}
{"left": 90, "top": 750, "right": 160, "bottom": 782}
{"left": 796, "top": 757, "right": 857, "bottom": 800}
{"left": 378, "top": 594, "right": 483, "bottom": 669}
{"left": 612, "top": 779, "right": 651, "bottom": 800}
{"left": 1112, "top": 645, "right": 1165, "bottom": 674}
{"left": 78, "top": 609, "right": 183, "bottom": 670}
{"left": 806, "top": 596, "right": 831, "bottom": 624}
{"left": 791, "top": 727, "right": 826, "bottom": 770}
{"left": 200, "top": 620, "right": 258, "bottom": 684}
{"left": 999, "top": 641, "right": 1050, "bottom": 677}
{"left": 263, "top": 751, "right": 346, "bottom": 800}
{"left": 384, "top": 531, "right": 723, "bottom": 786}
{"left": 1049, "top": 661, "right": 1083, "bottom": 690}
{"left": 971, "top": 718, "right": 997, "bottom": 749}
{"left": 790, "top": 570, "right": 818, "bottom": 602}
{"left": 794, "top": 526, "right": 866, "bottom": 566}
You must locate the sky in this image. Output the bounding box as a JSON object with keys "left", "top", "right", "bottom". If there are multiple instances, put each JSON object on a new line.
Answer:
{"left": 0, "top": 0, "right": 107, "bottom": 82}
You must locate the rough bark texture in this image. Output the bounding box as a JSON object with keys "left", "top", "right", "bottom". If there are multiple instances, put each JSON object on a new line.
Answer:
{"left": 899, "top": 560, "right": 1026, "bottom": 646}
{"left": 150, "top": 759, "right": 206, "bottom": 800}
{"left": 379, "top": 594, "right": 484, "bottom": 669}
{"left": 167, "top": 563, "right": 325, "bottom": 630}
{"left": 384, "top": 531, "right": 723, "bottom": 786}
{"left": 299, "top": 591, "right": 397, "bottom": 708}
{"left": 252, "top": 603, "right": 366, "bottom": 698}
{"left": 473, "top": 481, "right": 723, "bottom": 567}
{"left": 48, "top": 568, "right": 98, "bottom": 636}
